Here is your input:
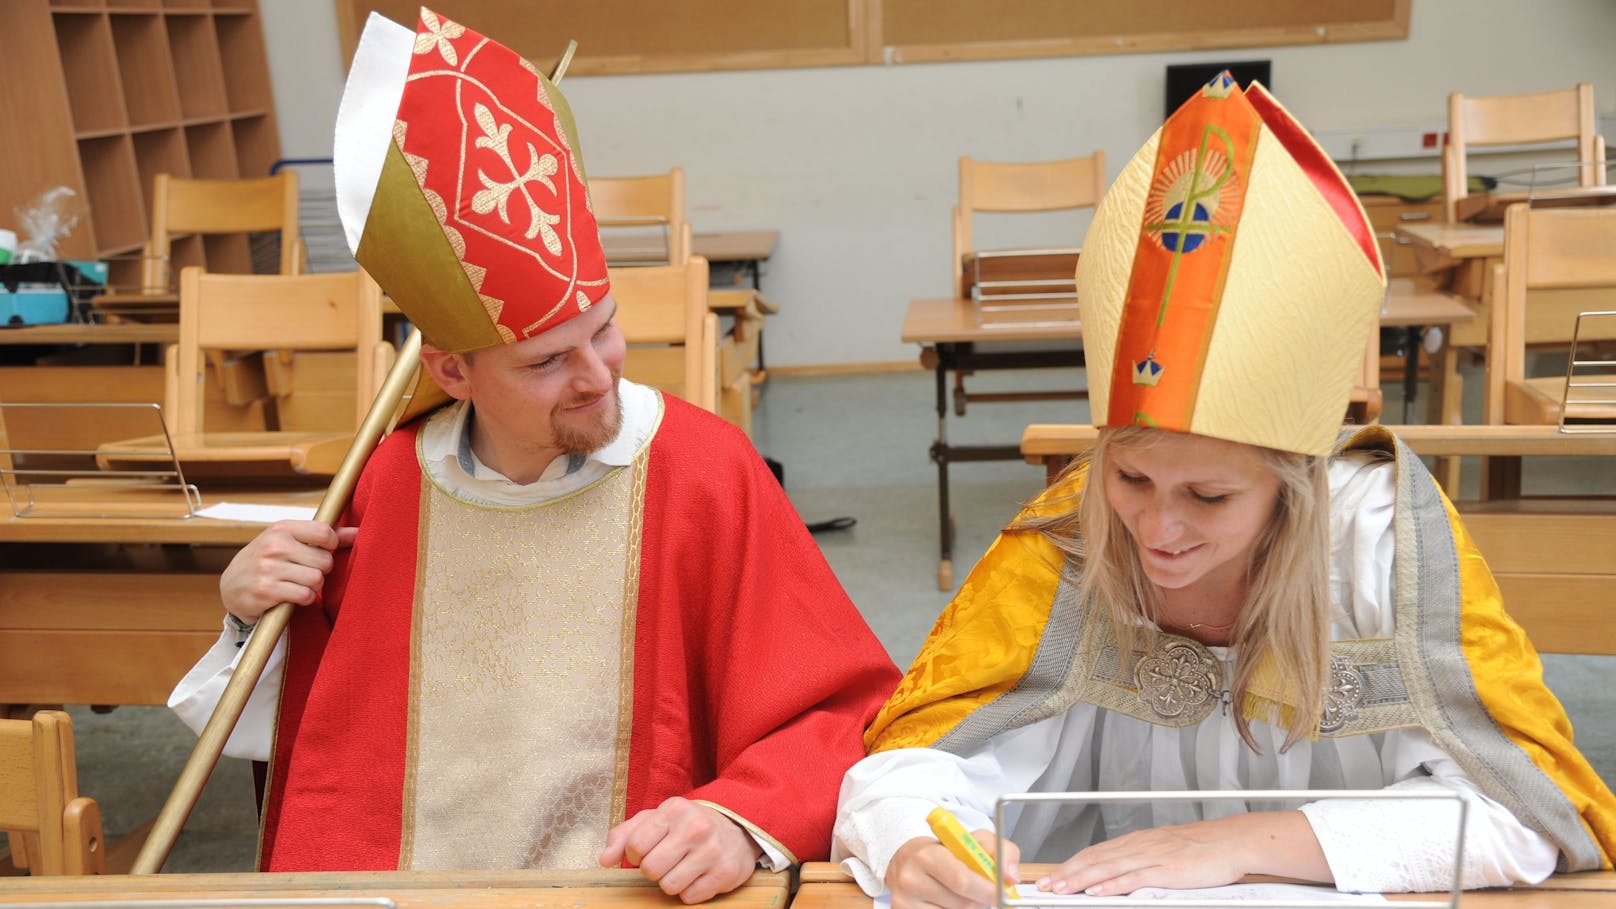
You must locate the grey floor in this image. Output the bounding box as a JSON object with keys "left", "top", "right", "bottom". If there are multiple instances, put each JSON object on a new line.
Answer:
{"left": 54, "top": 360, "right": 1616, "bottom": 873}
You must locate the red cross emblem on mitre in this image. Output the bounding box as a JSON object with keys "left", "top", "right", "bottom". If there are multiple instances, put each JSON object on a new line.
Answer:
{"left": 338, "top": 8, "right": 609, "bottom": 353}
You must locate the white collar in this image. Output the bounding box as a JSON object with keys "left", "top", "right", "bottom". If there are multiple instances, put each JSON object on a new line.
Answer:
{"left": 417, "top": 378, "right": 660, "bottom": 506}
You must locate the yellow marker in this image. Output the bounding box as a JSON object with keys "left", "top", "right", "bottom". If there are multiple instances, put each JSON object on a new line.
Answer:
{"left": 926, "top": 806, "right": 1016, "bottom": 899}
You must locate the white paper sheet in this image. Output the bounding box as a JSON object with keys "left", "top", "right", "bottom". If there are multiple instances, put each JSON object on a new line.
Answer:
{"left": 875, "top": 882, "right": 1389, "bottom": 907}
{"left": 195, "top": 502, "right": 319, "bottom": 523}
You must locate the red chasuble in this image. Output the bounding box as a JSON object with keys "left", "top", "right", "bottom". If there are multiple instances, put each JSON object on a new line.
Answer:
{"left": 259, "top": 395, "right": 899, "bottom": 870}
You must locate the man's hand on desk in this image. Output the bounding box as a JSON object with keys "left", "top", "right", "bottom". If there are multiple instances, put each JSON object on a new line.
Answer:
{"left": 600, "top": 796, "right": 764, "bottom": 904}
{"left": 220, "top": 519, "right": 358, "bottom": 624}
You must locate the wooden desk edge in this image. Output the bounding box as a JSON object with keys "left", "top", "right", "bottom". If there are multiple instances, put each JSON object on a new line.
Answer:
{"left": 793, "top": 865, "right": 1616, "bottom": 901}
{"left": 0, "top": 867, "right": 790, "bottom": 901}
{"left": 1022, "top": 424, "right": 1616, "bottom": 466}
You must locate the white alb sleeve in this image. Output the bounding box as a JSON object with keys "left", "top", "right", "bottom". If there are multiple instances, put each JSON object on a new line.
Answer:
{"left": 1300, "top": 733, "right": 1559, "bottom": 892}
{"left": 833, "top": 716, "right": 1065, "bottom": 895}
{"left": 166, "top": 616, "right": 286, "bottom": 761}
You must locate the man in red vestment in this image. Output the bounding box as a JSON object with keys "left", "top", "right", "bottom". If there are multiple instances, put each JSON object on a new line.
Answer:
{"left": 169, "top": 9, "right": 899, "bottom": 901}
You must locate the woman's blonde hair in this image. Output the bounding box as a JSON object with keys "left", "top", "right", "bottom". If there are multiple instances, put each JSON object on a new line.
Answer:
{"left": 1016, "top": 425, "right": 1332, "bottom": 751}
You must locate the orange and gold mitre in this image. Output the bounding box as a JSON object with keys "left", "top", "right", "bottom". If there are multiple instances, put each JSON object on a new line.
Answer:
{"left": 1076, "top": 73, "right": 1386, "bottom": 456}
{"left": 335, "top": 7, "right": 608, "bottom": 353}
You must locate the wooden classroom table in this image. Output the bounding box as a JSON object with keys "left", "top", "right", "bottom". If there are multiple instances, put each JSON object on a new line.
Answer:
{"left": 790, "top": 864, "right": 1616, "bottom": 909}
{"left": 0, "top": 321, "right": 176, "bottom": 346}
{"left": 603, "top": 230, "right": 779, "bottom": 285}
{"left": 902, "top": 296, "right": 1082, "bottom": 590}
{"left": 0, "top": 484, "right": 327, "bottom": 708}
{"left": 1393, "top": 221, "right": 1504, "bottom": 429}
{"left": 0, "top": 867, "right": 790, "bottom": 908}
{"left": 1380, "top": 284, "right": 1478, "bottom": 424}
{"left": 609, "top": 230, "right": 780, "bottom": 380}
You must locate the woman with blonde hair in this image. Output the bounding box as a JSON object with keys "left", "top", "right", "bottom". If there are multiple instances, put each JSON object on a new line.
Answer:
{"left": 833, "top": 75, "right": 1616, "bottom": 907}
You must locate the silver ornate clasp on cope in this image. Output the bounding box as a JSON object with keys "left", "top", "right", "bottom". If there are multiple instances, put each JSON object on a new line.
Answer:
{"left": 1134, "top": 639, "right": 1221, "bottom": 719}
{"left": 1319, "top": 654, "right": 1367, "bottom": 733}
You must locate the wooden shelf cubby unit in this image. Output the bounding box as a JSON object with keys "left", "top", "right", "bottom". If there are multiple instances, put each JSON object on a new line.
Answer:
{"left": 215, "top": 11, "right": 273, "bottom": 111}
{"left": 132, "top": 127, "right": 191, "bottom": 212}
{"left": 54, "top": 13, "right": 129, "bottom": 135}
{"left": 184, "top": 121, "right": 239, "bottom": 179}
{"left": 0, "top": 0, "right": 281, "bottom": 268}
{"left": 110, "top": 13, "right": 182, "bottom": 127}
{"left": 201, "top": 232, "right": 253, "bottom": 274}
{"left": 166, "top": 13, "right": 228, "bottom": 119}
{"left": 78, "top": 134, "right": 146, "bottom": 252}
{"left": 232, "top": 114, "right": 279, "bottom": 177}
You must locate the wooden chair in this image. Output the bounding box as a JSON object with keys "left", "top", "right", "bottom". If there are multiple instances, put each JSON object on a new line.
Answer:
{"left": 0, "top": 710, "right": 105, "bottom": 876}
{"left": 590, "top": 168, "right": 690, "bottom": 266}
{"left": 592, "top": 167, "right": 770, "bottom": 434}
{"left": 92, "top": 173, "right": 303, "bottom": 323}
{"left": 100, "top": 268, "right": 393, "bottom": 478}
{"left": 1490, "top": 204, "right": 1616, "bottom": 428}
{"left": 1442, "top": 83, "right": 1606, "bottom": 223}
{"left": 613, "top": 257, "right": 719, "bottom": 414}
{"left": 144, "top": 172, "right": 304, "bottom": 291}
{"left": 952, "top": 153, "right": 1106, "bottom": 299}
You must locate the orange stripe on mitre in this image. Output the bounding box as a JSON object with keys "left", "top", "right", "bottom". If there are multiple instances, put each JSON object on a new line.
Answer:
{"left": 1107, "top": 80, "right": 1262, "bottom": 430}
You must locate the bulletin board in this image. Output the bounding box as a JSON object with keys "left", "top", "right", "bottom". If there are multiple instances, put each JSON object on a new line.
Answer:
{"left": 874, "top": 0, "right": 1411, "bottom": 64}
{"left": 335, "top": 0, "right": 867, "bottom": 75}
{"left": 336, "top": 0, "right": 1409, "bottom": 75}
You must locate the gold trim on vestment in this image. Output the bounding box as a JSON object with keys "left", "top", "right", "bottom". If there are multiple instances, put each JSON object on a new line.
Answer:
{"left": 695, "top": 800, "right": 797, "bottom": 867}
{"left": 1071, "top": 619, "right": 1418, "bottom": 737}
{"left": 398, "top": 470, "right": 433, "bottom": 868}
{"left": 610, "top": 451, "right": 649, "bottom": 829}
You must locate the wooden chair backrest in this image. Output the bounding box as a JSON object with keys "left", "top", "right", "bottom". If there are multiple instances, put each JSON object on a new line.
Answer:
{"left": 953, "top": 153, "right": 1106, "bottom": 297}
{"left": 144, "top": 172, "right": 302, "bottom": 292}
{"left": 0, "top": 710, "right": 105, "bottom": 876}
{"left": 1442, "top": 83, "right": 1606, "bottom": 221}
{"left": 613, "top": 257, "right": 718, "bottom": 412}
{"left": 589, "top": 168, "right": 690, "bottom": 265}
{"left": 1495, "top": 204, "right": 1616, "bottom": 396}
{"left": 168, "top": 268, "right": 390, "bottom": 435}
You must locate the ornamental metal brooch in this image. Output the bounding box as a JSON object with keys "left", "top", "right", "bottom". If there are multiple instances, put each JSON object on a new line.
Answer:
{"left": 1318, "top": 654, "right": 1366, "bottom": 734}
{"left": 1134, "top": 638, "right": 1222, "bottom": 720}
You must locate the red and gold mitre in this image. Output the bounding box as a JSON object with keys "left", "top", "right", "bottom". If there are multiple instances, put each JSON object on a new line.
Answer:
{"left": 335, "top": 8, "right": 608, "bottom": 353}
{"left": 1075, "top": 74, "right": 1386, "bottom": 455}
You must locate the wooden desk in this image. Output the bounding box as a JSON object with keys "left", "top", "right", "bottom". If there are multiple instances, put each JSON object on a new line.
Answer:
{"left": 1455, "top": 186, "right": 1616, "bottom": 224}
{"left": 0, "top": 867, "right": 790, "bottom": 907}
{"left": 0, "top": 485, "right": 325, "bottom": 707}
{"left": 1380, "top": 282, "right": 1478, "bottom": 423}
{"left": 1395, "top": 221, "right": 1504, "bottom": 420}
{"left": 902, "top": 297, "right": 1081, "bottom": 590}
{"left": 790, "top": 864, "right": 1616, "bottom": 909}
{"left": 0, "top": 321, "right": 176, "bottom": 346}
{"left": 604, "top": 230, "right": 780, "bottom": 427}
{"left": 604, "top": 230, "right": 779, "bottom": 279}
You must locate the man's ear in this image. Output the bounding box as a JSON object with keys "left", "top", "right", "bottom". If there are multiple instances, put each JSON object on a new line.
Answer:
{"left": 419, "top": 344, "right": 474, "bottom": 400}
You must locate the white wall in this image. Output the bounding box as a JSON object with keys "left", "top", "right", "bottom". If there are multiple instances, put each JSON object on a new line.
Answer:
{"left": 261, "top": 0, "right": 1616, "bottom": 368}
